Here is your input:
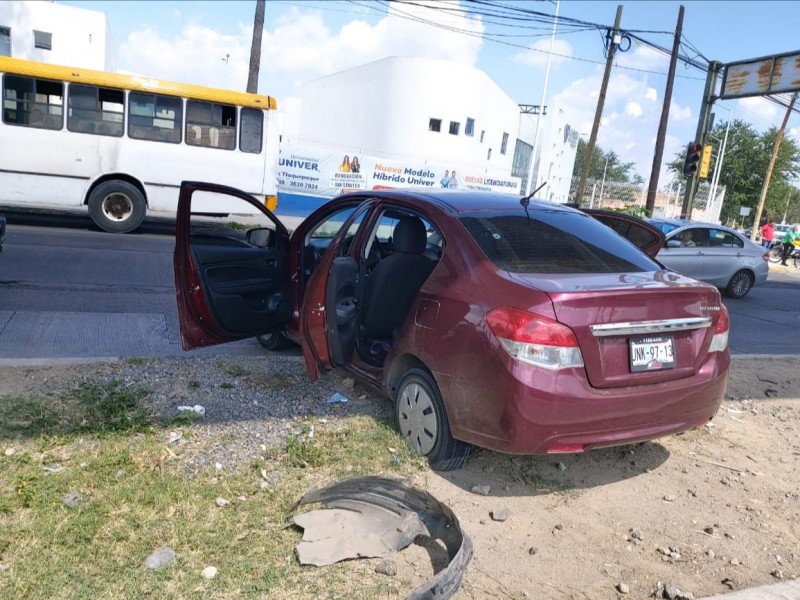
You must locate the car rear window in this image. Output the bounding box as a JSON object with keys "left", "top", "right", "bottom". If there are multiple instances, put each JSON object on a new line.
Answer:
{"left": 459, "top": 209, "right": 660, "bottom": 274}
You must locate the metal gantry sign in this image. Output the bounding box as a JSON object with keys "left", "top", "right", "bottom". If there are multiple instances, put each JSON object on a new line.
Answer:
{"left": 681, "top": 49, "right": 800, "bottom": 220}
{"left": 720, "top": 50, "right": 800, "bottom": 100}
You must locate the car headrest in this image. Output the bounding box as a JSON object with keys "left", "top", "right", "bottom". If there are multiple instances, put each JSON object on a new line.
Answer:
{"left": 393, "top": 217, "right": 427, "bottom": 254}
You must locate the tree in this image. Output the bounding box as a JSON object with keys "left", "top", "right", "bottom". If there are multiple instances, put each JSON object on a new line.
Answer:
{"left": 666, "top": 119, "right": 800, "bottom": 225}
{"left": 572, "top": 138, "right": 642, "bottom": 184}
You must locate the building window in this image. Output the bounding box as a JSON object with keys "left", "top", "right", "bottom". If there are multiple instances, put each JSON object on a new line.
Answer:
{"left": 33, "top": 30, "right": 52, "bottom": 51}
{"left": 428, "top": 118, "right": 441, "bottom": 132}
{"left": 0, "top": 27, "right": 10, "bottom": 57}
{"left": 68, "top": 84, "right": 124, "bottom": 136}
{"left": 480, "top": 130, "right": 485, "bottom": 143}
{"left": 128, "top": 92, "right": 183, "bottom": 143}
{"left": 2, "top": 74, "right": 63, "bottom": 129}
{"left": 501, "top": 132, "right": 509, "bottom": 155}
{"left": 449, "top": 121, "right": 460, "bottom": 135}
{"left": 487, "top": 148, "right": 492, "bottom": 160}
{"left": 465, "top": 118, "right": 475, "bottom": 137}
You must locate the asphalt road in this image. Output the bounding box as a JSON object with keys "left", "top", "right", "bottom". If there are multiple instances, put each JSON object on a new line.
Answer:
{"left": 0, "top": 215, "right": 798, "bottom": 360}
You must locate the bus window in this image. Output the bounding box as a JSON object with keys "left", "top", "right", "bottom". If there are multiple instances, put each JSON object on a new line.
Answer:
{"left": 240, "top": 107, "right": 263, "bottom": 154}
{"left": 67, "top": 84, "right": 124, "bottom": 136}
{"left": 186, "top": 100, "right": 236, "bottom": 150}
{"left": 2, "top": 74, "right": 63, "bottom": 130}
{"left": 128, "top": 92, "right": 182, "bottom": 143}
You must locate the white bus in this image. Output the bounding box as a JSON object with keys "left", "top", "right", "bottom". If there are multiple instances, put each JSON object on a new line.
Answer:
{"left": 0, "top": 56, "right": 279, "bottom": 233}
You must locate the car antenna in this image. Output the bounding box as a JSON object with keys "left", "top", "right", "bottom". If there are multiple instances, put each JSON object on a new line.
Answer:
{"left": 520, "top": 181, "right": 547, "bottom": 208}
{"left": 520, "top": 181, "right": 546, "bottom": 220}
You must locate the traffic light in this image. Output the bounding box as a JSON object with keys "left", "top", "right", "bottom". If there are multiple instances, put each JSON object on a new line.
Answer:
{"left": 682, "top": 143, "right": 702, "bottom": 175}
{"left": 699, "top": 145, "right": 713, "bottom": 179}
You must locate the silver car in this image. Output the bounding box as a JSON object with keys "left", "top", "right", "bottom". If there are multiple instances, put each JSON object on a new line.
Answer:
{"left": 657, "top": 223, "right": 769, "bottom": 299}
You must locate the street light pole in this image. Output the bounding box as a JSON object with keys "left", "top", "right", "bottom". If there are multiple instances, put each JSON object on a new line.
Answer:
{"left": 708, "top": 106, "right": 731, "bottom": 223}
{"left": 598, "top": 154, "right": 609, "bottom": 208}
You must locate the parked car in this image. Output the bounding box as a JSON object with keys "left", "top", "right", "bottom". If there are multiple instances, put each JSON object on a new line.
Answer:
{"left": 656, "top": 223, "right": 769, "bottom": 298}
{"left": 174, "top": 182, "right": 730, "bottom": 470}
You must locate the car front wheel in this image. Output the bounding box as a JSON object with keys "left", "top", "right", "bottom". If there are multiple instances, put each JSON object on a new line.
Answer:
{"left": 725, "top": 269, "right": 754, "bottom": 298}
{"left": 394, "top": 367, "right": 470, "bottom": 471}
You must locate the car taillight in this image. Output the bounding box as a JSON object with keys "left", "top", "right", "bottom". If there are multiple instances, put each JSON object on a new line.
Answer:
{"left": 486, "top": 307, "right": 584, "bottom": 370}
{"left": 709, "top": 303, "right": 729, "bottom": 353}
{"left": 761, "top": 252, "right": 769, "bottom": 261}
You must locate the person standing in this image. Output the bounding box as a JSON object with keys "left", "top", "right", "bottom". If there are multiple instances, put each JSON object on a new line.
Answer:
{"left": 780, "top": 225, "right": 800, "bottom": 266}
{"left": 760, "top": 219, "right": 775, "bottom": 248}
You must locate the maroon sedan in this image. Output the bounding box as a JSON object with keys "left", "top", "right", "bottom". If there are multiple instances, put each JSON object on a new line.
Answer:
{"left": 174, "top": 182, "right": 729, "bottom": 471}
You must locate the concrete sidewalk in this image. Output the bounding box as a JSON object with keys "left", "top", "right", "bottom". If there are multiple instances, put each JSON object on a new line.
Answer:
{"left": 701, "top": 578, "right": 800, "bottom": 599}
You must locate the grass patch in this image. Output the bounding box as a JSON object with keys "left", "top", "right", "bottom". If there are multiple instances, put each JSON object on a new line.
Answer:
{"left": 0, "top": 381, "right": 150, "bottom": 439}
{"left": 217, "top": 363, "right": 249, "bottom": 378}
{"left": 0, "top": 387, "right": 426, "bottom": 598}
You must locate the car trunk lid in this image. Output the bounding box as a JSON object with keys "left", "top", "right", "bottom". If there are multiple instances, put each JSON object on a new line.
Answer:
{"left": 508, "top": 270, "right": 722, "bottom": 389}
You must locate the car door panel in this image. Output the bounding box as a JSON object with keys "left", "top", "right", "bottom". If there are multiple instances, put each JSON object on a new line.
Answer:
{"left": 174, "top": 180, "right": 291, "bottom": 350}
{"left": 326, "top": 256, "right": 359, "bottom": 366}
{"left": 190, "top": 245, "right": 290, "bottom": 336}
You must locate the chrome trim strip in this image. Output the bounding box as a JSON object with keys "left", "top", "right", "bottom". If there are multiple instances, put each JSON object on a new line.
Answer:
{"left": 590, "top": 317, "right": 712, "bottom": 337}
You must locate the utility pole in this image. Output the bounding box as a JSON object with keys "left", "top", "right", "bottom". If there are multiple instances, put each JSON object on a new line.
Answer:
{"left": 750, "top": 91, "right": 798, "bottom": 241}
{"left": 246, "top": 0, "right": 265, "bottom": 93}
{"left": 525, "top": 0, "right": 560, "bottom": 196}
{"left": 645, "top": 5, "right": 684, "bottom": 215}
{"left": 680, "top": 61, "right": 722, "bottom": 219}
{"left": 575, "top": 5, "right": 623, "bottom": 207}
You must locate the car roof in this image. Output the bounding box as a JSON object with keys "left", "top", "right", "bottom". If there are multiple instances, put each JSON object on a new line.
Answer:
{"left": 344, "top": 189, "right": 578, "bottom": 216}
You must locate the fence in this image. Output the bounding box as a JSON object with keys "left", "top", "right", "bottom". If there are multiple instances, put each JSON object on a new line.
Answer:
{"left": 567, "top": 177, "right": 725, "bottom": 223}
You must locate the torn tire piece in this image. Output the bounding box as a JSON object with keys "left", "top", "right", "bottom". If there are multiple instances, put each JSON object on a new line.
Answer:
{"left": 290, "top": 475, "right": 473, "bottom": 600}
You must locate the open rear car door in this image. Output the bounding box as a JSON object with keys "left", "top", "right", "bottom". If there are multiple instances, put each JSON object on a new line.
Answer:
{"left": 582, "top": 209, "right": 665, "bottom": 258}
{"left": 174, "top": 181, "right": 292, "bottom": 349}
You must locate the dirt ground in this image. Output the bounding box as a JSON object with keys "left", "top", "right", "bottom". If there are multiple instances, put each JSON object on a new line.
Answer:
{"left": 2, "top": 355, "right": 799, "bottom": 599}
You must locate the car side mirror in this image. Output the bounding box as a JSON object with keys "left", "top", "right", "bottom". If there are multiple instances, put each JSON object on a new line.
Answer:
{"left": 666, "top": 240, "right": 682, "bottom": 248}
{"left": 246, "top": 227, "right": 273, "bottom": 248}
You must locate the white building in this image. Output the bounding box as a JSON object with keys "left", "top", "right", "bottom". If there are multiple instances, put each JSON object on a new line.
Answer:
{"left": 280, "top": 56, "right": 578, "bottom": 206}
{"left": 519, "top": 105, "right": 580, "bottom": 204}
{"left": 0, "top": 1, "right": 114, "bottom": 71}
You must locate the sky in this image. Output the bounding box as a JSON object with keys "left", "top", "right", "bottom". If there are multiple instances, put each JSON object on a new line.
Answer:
{"left": 61, "top": 0, "right": 800, "bottom": 184}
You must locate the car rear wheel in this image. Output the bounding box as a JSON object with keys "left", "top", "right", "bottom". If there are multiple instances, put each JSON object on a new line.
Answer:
{"left": 725, "top": 269, "right": 753, "bottom": 299}
{"left": 256, "top": 331, "right": 291, "bottom": 350}
{"left": 395, "top": 367, "right": 470, "bottom": 471}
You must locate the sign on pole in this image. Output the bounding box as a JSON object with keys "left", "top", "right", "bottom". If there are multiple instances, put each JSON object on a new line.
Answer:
{"left": 720, "top": 50, "right": 800, "bottom": 99}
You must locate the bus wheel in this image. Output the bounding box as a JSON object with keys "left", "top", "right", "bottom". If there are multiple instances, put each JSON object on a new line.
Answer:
{"left": 88, "top": 180, "right": 146, "bottom": 233}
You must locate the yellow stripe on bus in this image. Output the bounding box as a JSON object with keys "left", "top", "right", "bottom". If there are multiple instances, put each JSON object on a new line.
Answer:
{"left": 0, "top": 56, "right": 277, "bottom": 110}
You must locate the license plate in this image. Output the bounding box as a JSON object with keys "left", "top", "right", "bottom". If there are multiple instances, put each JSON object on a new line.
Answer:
{"left": 629, "top": 335, "right": 676, "bottom": 372}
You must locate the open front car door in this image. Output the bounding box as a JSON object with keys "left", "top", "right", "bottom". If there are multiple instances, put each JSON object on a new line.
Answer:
{"left": 174, "top": 181, "right": 292, "bottom": 349}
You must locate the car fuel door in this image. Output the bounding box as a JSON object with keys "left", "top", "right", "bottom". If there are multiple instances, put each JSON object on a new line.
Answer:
{"left": 174, "top": 181, "right": 291, "bottom": 350}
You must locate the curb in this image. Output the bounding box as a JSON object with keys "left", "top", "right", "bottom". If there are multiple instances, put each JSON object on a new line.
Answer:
{"left": 0, "top": 357, "right": 121, "bottom": 367}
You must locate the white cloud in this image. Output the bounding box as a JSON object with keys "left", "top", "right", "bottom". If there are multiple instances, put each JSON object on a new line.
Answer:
{"left": 625, "top": 101, "right": 643, "bottom": 118}
{"left": 736, "top": 96, "right": 780, "bottom": 125}
{"left": 118, "top": 2, "right": 484, "bottom": 93}
{"left": 512, "top": 39, "right": 573, "bottom": 68}
{"left": 616, "top": 44, "right": 668, "bottom": 72}
{"left": 669, "top": 102, "right": 692, "bottom": 122}
{"left": 645, "top": 87, "right": 658, "bottom": 102}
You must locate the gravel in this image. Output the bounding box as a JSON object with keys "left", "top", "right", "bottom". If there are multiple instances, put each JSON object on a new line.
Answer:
{"left": 3, "top": 355, "right": 392, "bottom": 473}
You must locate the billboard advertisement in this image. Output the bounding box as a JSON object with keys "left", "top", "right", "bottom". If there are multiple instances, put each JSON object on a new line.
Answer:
{"left": 277, "top": 144, "right": 521, "bottom": 199}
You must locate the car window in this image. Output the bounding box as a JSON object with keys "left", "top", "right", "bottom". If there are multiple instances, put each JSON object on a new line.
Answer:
{"left": 364, "top": 208, "right": 441, "bottom": 262}
{"left": 708, "top": 229, "right": 743, "bottom": 248}
{"left": 460, "top": 210, "right": 659, "bottom": 274}
{"left": 668, "top": 227, "right": 708, "bottom": 247}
